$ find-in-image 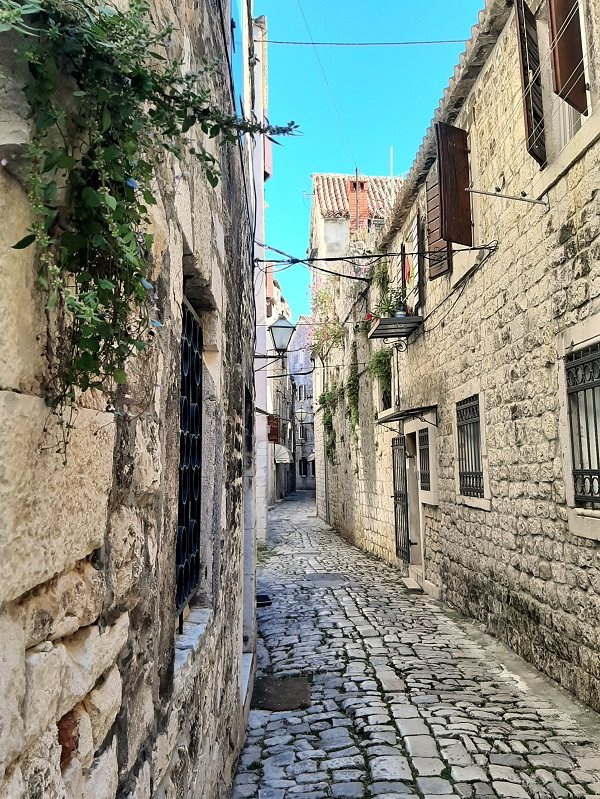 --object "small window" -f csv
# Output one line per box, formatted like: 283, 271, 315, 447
566, 343, 600, 508
298, 424, 307, 442
298, 385, 305, 401
310, 460, 316, 477
299, 458, 308, 477
418, 429, 431, 491
456, 394, 484, 498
